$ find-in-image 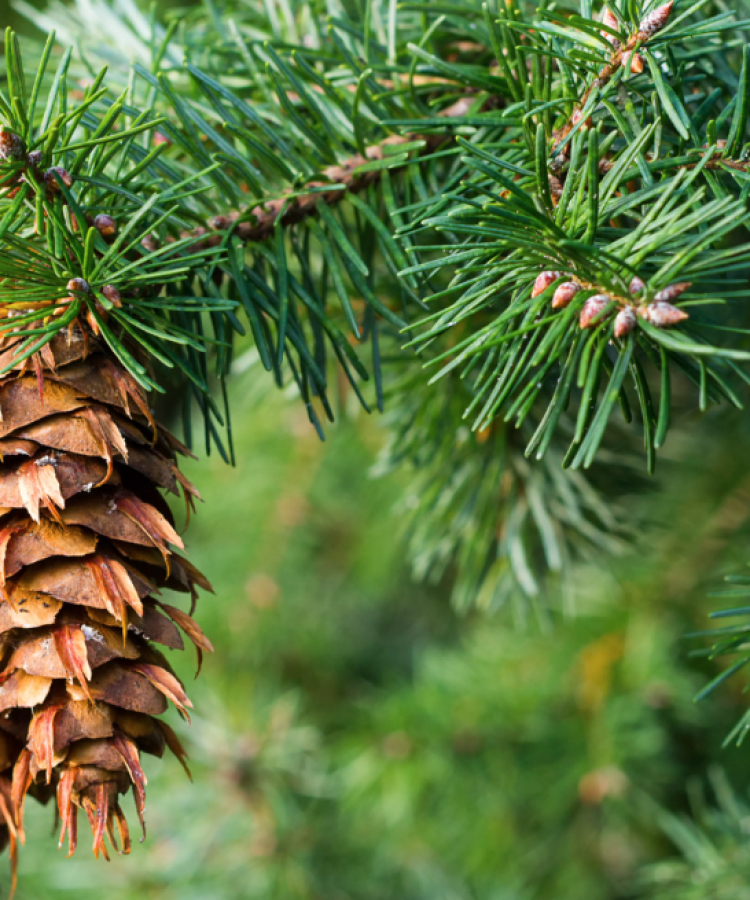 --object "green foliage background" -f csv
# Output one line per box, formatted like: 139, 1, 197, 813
0, 341, 748, 900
